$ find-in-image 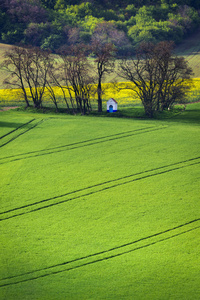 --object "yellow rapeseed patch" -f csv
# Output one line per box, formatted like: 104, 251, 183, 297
0, 79, 199, 106
187, 78, 200, 100
101, 82, 139, 105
